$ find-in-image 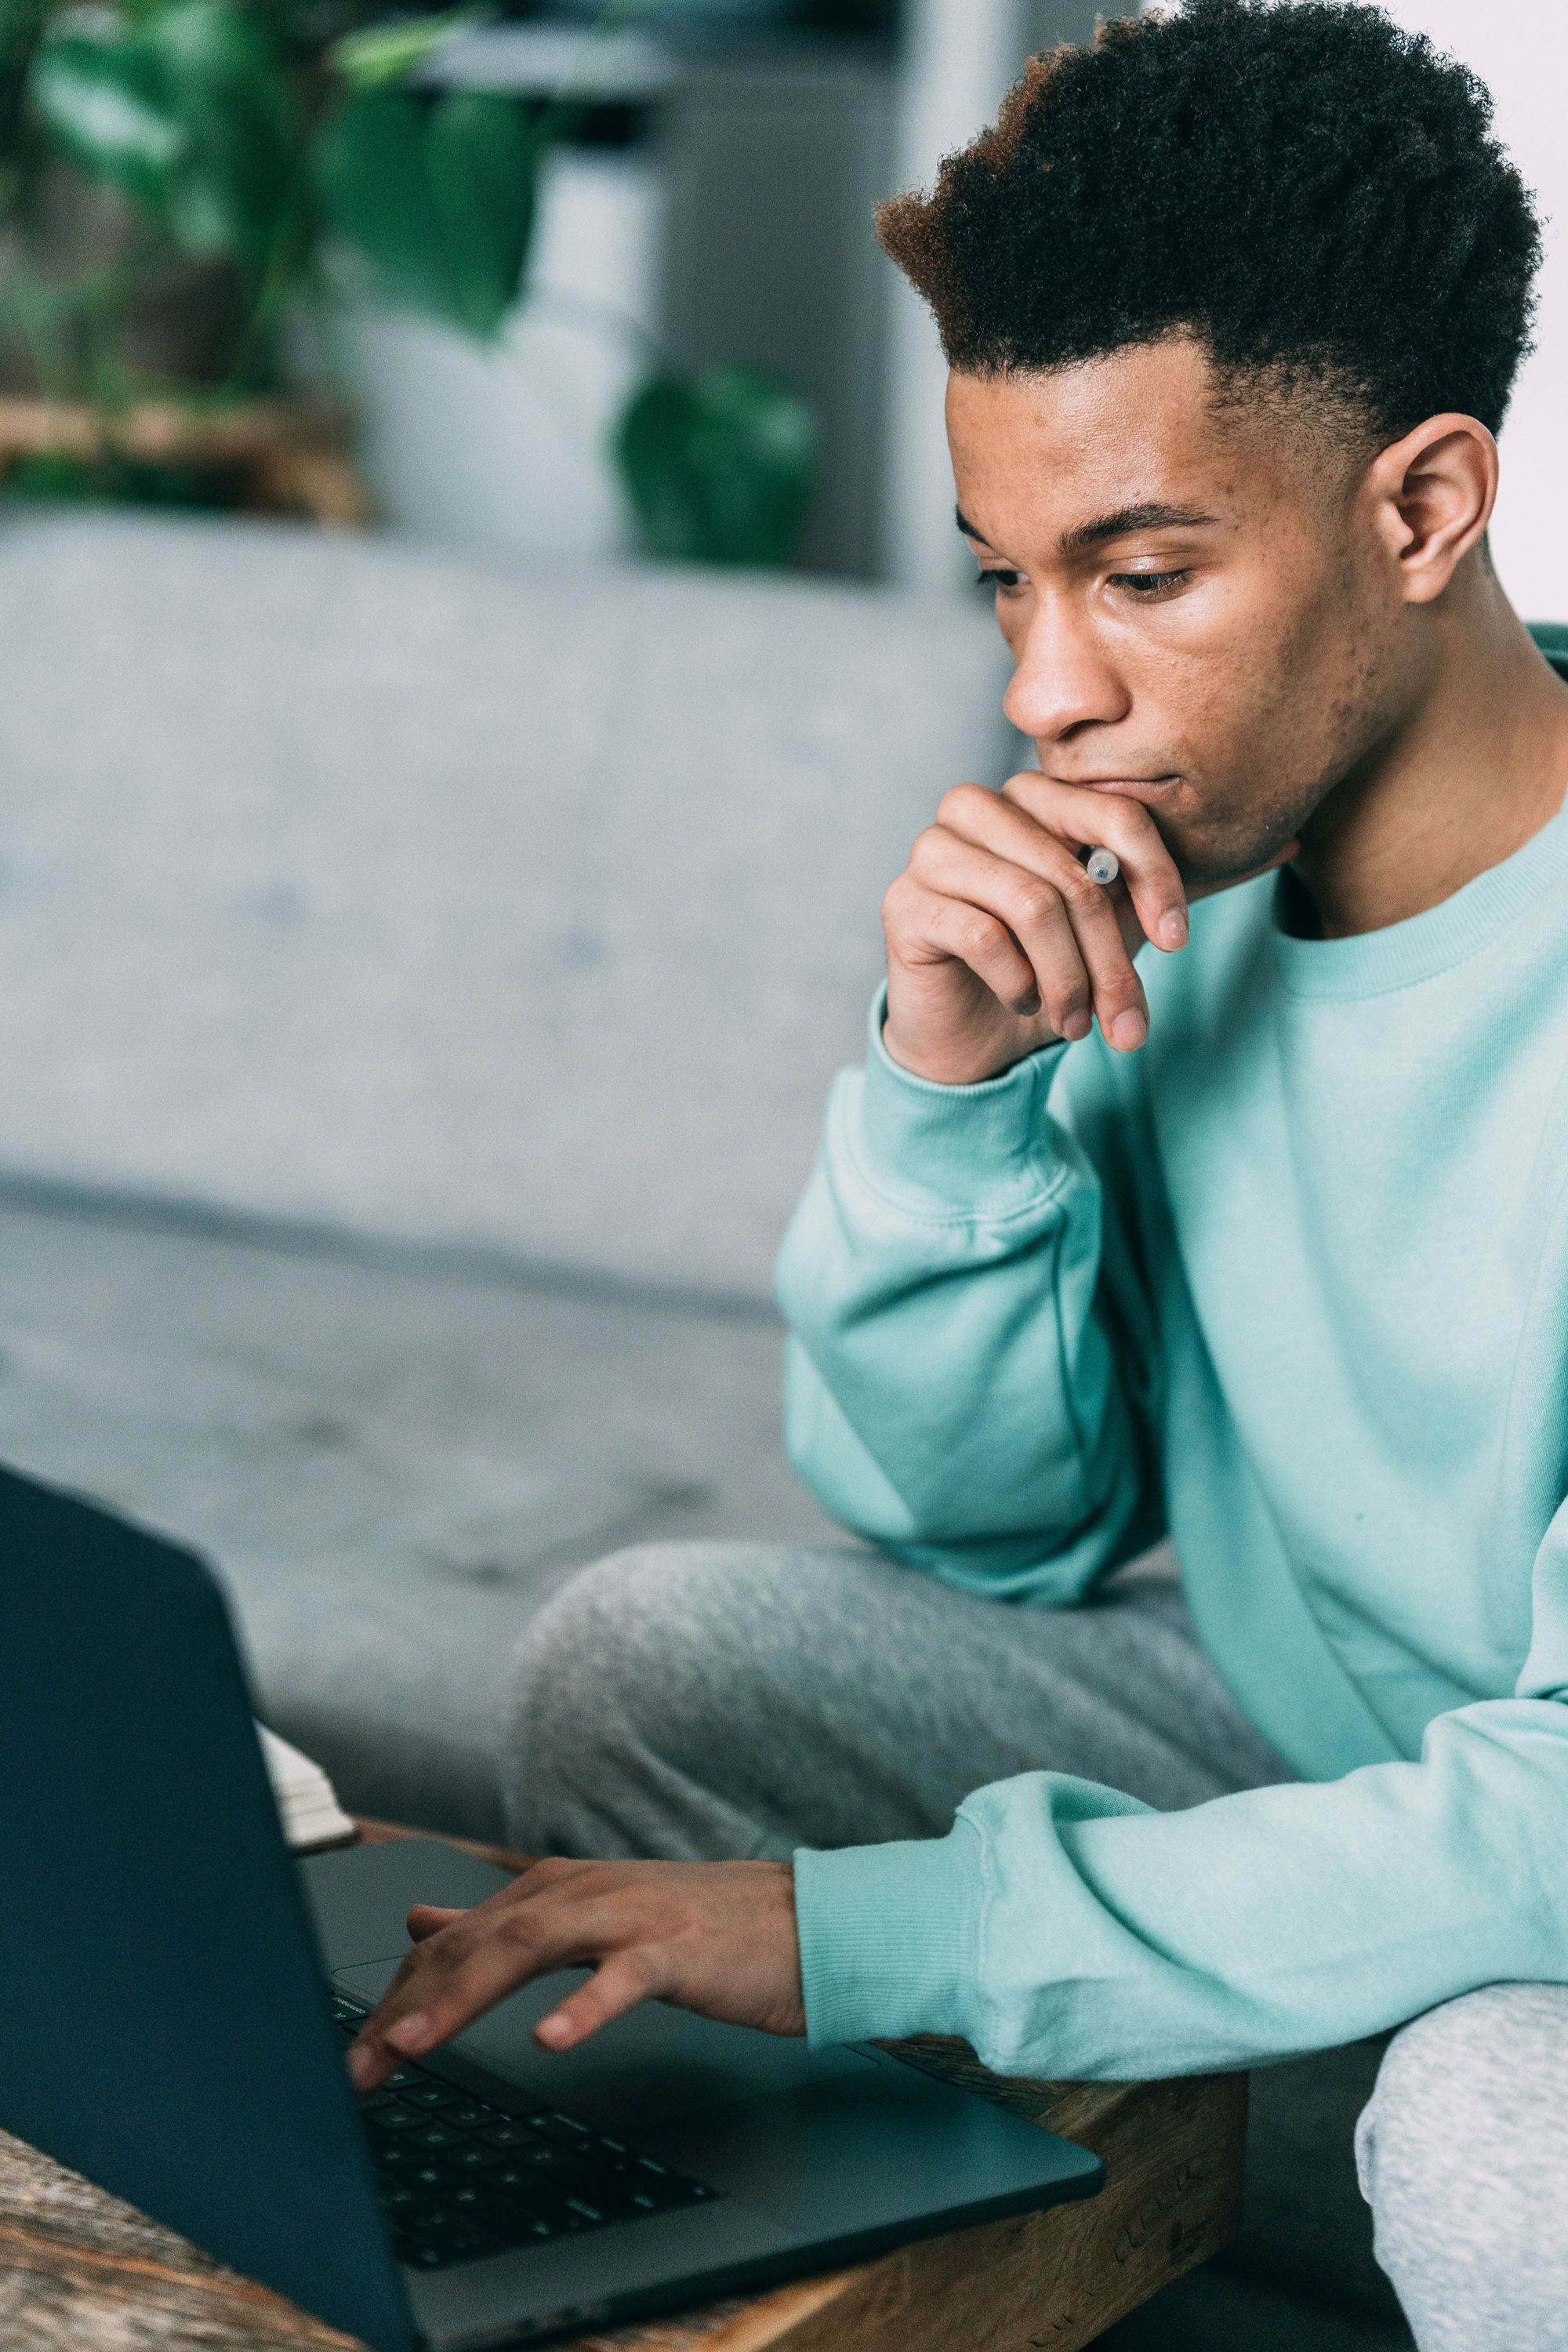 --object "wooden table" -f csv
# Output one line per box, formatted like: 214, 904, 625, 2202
0, 1825, 1247, 2352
